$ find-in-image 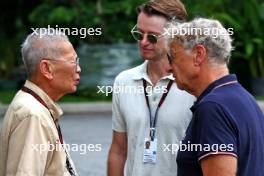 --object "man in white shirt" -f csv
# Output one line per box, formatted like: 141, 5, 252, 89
107, 0, 195, 175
